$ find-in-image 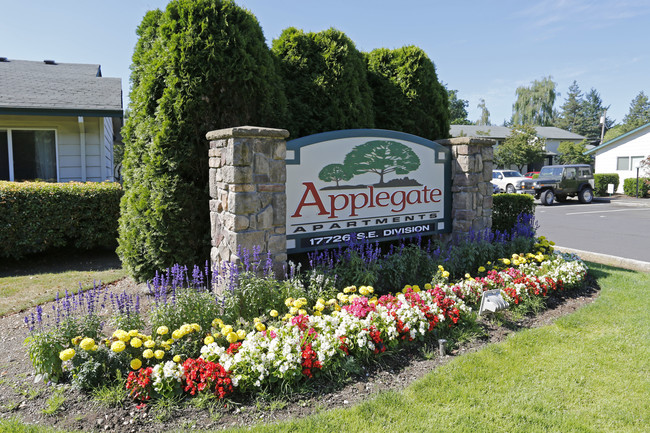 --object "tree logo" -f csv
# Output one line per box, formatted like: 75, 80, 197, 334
318, 140, 421, 189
